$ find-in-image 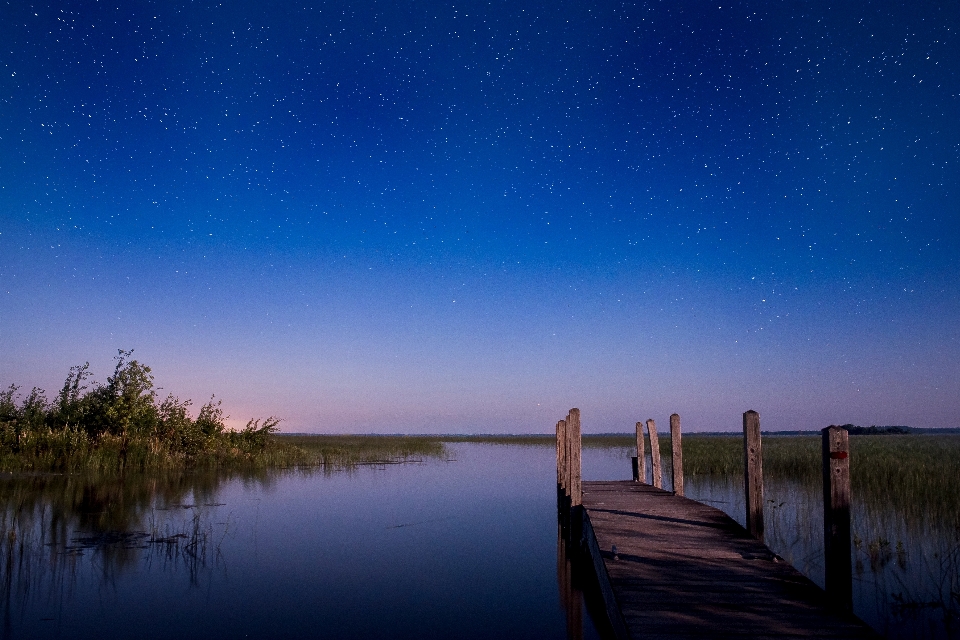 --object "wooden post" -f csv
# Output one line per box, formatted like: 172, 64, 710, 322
743, 410, 764, 541
557, 419, 568, 494
563, 412, 573, 498
569, 408, 582, 507
634, 421, 645, 483
822, 425, 853, 611
670, 413, 683, 497
646, 419, 662, 489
